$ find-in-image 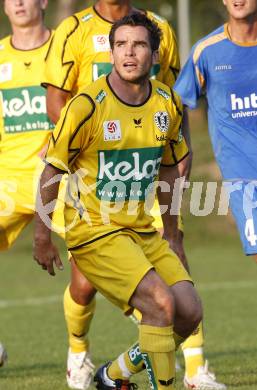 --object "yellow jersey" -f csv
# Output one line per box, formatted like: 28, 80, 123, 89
42, 6, 180, 94
45, 76, 188, 249
0, 33, 54, 176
